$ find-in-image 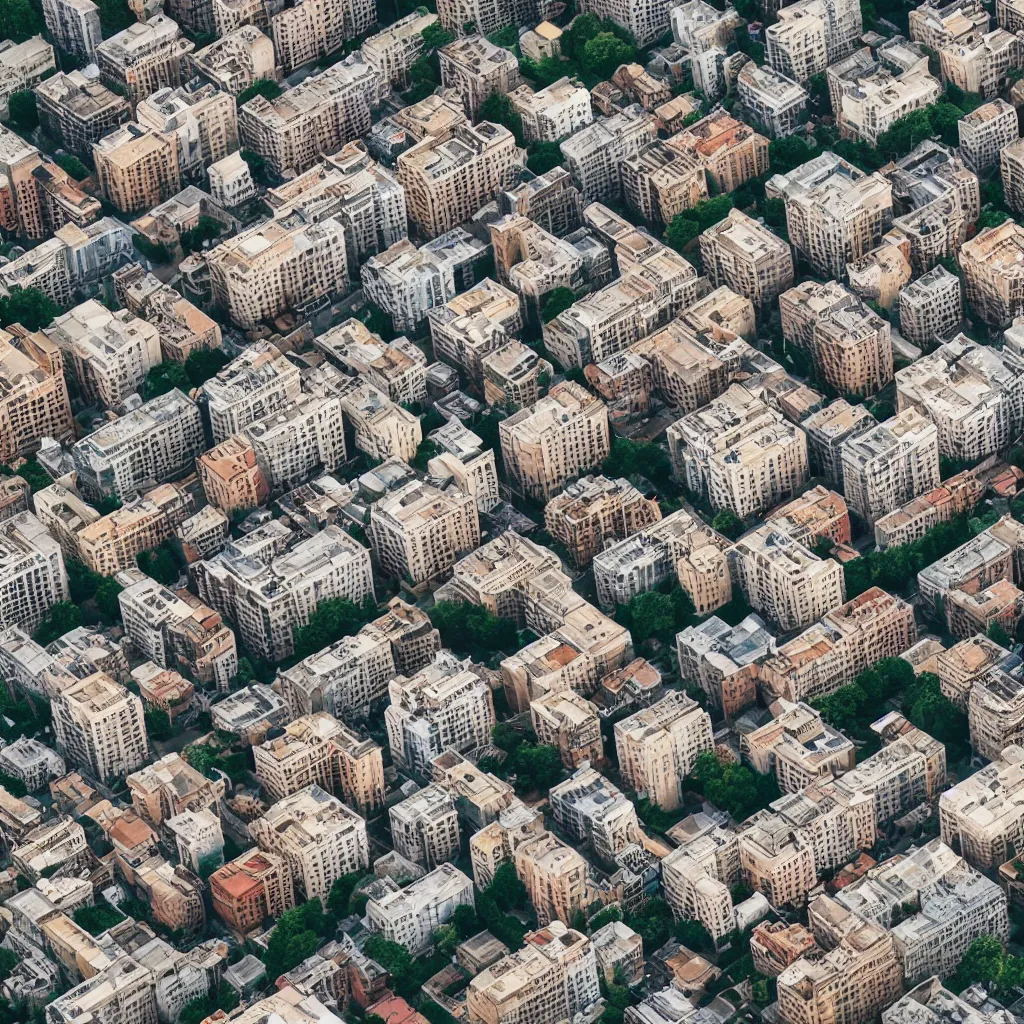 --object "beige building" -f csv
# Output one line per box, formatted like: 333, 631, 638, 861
840, 408, 941, 525
530, 690, 603, 769
41, 0, 101, 61
936, 634, 1008, 710
959, 219, 1024, 325
136, 82, 238, 176
271, 0, 376, 74
810, 297, 894, 398
52, 671, 149, 779
514, 829, 593, 927
96, 14, 194, 104
93, 123, 180, 216
249, 785, 368, 900
438, 35, 520, 119
839, 66, 941, 145
210, 848, 295, 936
940, 27, 1022, 98
544, 475, 661, 569
621, 139, 708, 228
768, 151, 893, 279
668, 384, 809, 518
389, 784, 460, 869
197, 436, 269, 513
614, 691, 713, 810
361, 11, 437, 88
958, 98, 1019, 174
629, 320, 731, 414
670, 110, 770, 194
398, 122, 523, 239
189, 25, 277, 95
803, 399, 877, 483
699, 208, 794, 311
35, 69, 130, 158
968, 666, 1024, 762
1002, 136, 1024, 212
337, 380, 422, 465
909, 0, 989, 50
560, 105, 657, 203
509, 77, 592, 143
898, 265, 963, 347
736, 62, 809, 138
500, 382, 611, 502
